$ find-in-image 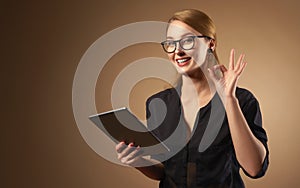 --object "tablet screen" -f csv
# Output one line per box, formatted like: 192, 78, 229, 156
89, 107, 169, 155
